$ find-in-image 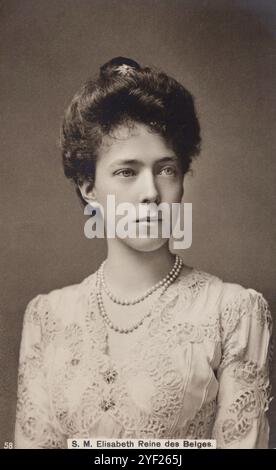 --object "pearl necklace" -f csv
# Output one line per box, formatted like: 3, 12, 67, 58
99, 255, 182, 305
96, 256, 183, 334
